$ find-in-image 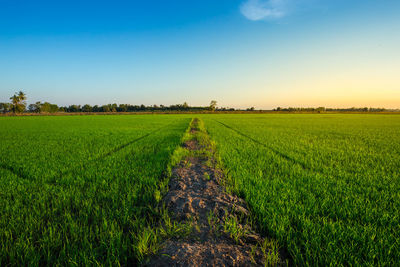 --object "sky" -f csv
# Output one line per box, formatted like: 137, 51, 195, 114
0, 0, 399, 109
